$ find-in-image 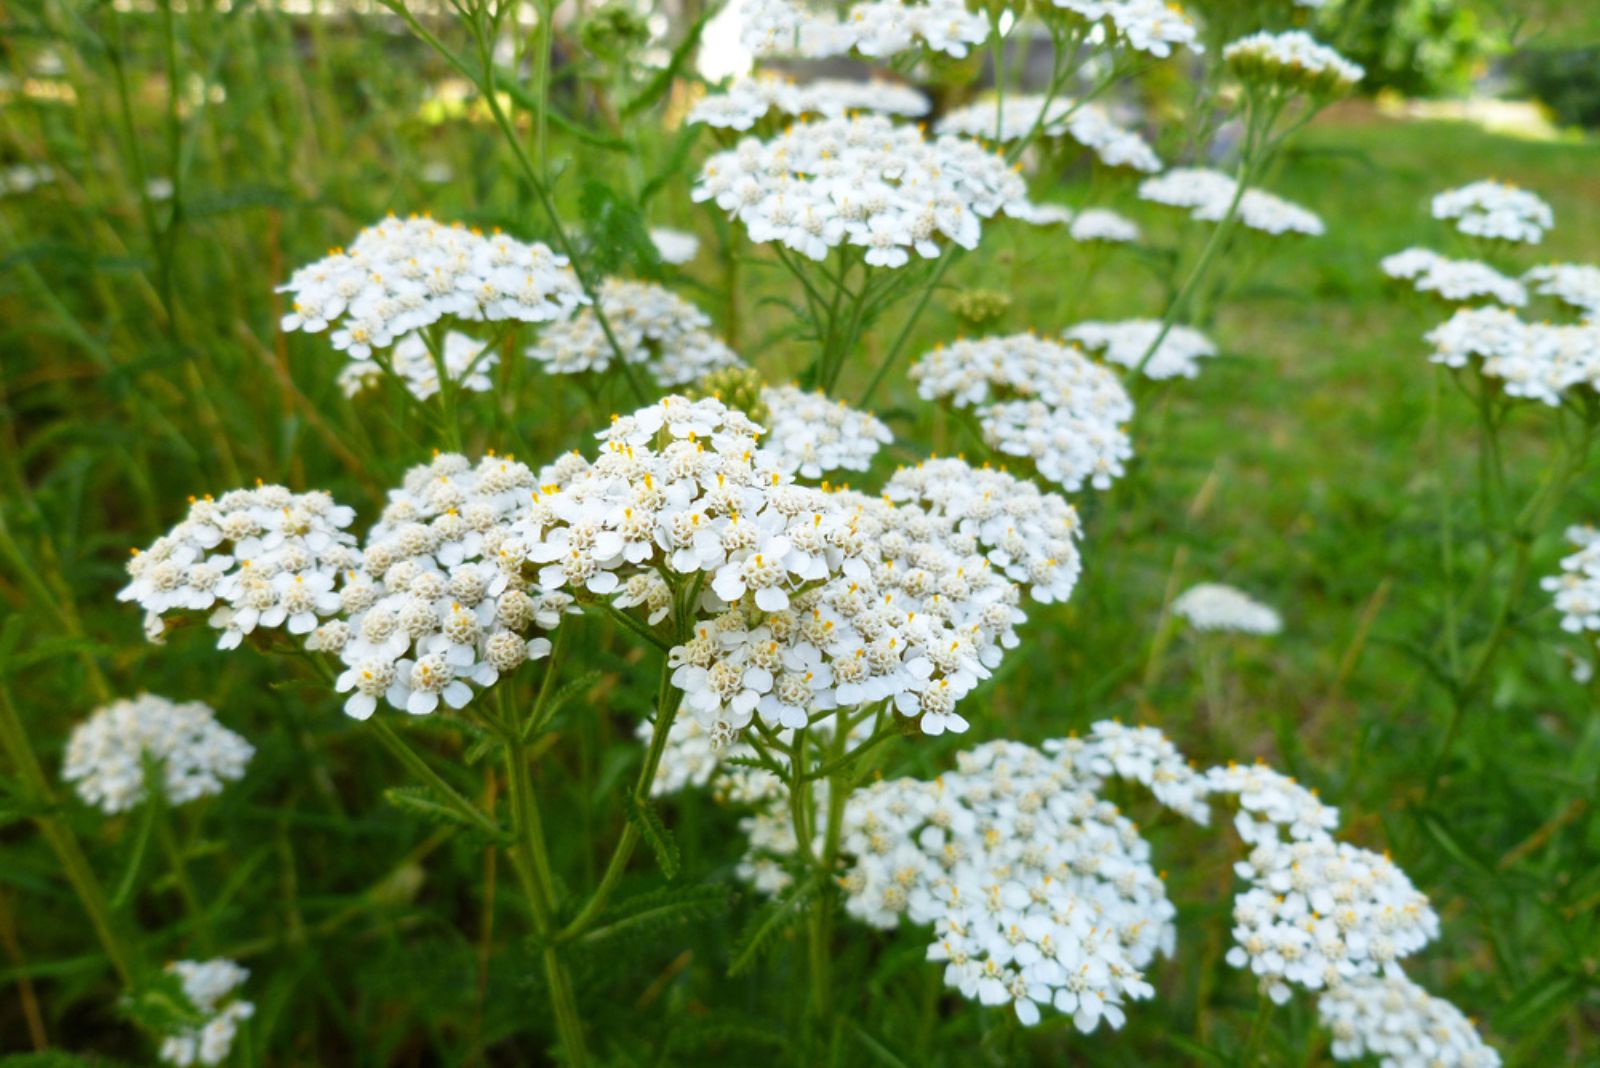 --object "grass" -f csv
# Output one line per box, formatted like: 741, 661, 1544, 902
2, 6, 1599, 1064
